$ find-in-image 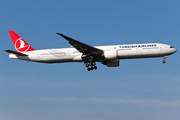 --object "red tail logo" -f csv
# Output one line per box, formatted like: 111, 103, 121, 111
8, 31, 35, 53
